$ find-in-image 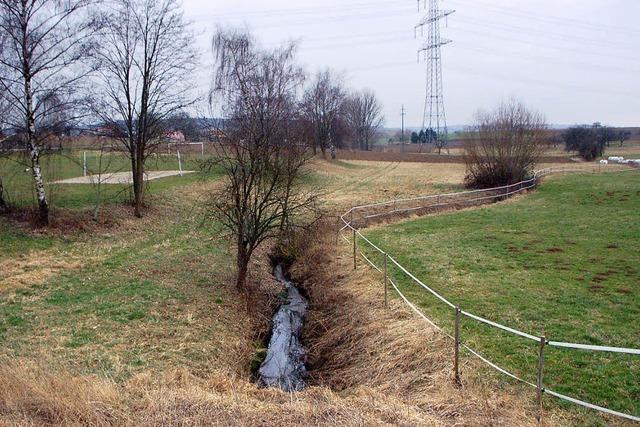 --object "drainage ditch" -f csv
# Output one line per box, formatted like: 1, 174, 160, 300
257, 264, 309, 392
